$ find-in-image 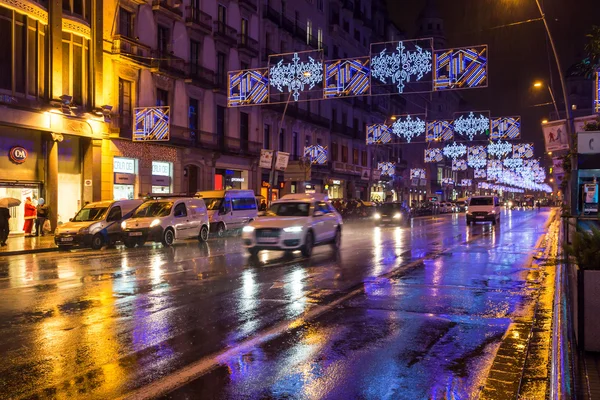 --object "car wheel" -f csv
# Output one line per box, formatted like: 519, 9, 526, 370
332, 227, 341, 250
199, 225, 209, 242
248, 247, 259, 257
301, 231, 314, 257
162, 229, 175, 246
215, 223, 226, 238
91, 233, 104, 250
124, 239, 137, 248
